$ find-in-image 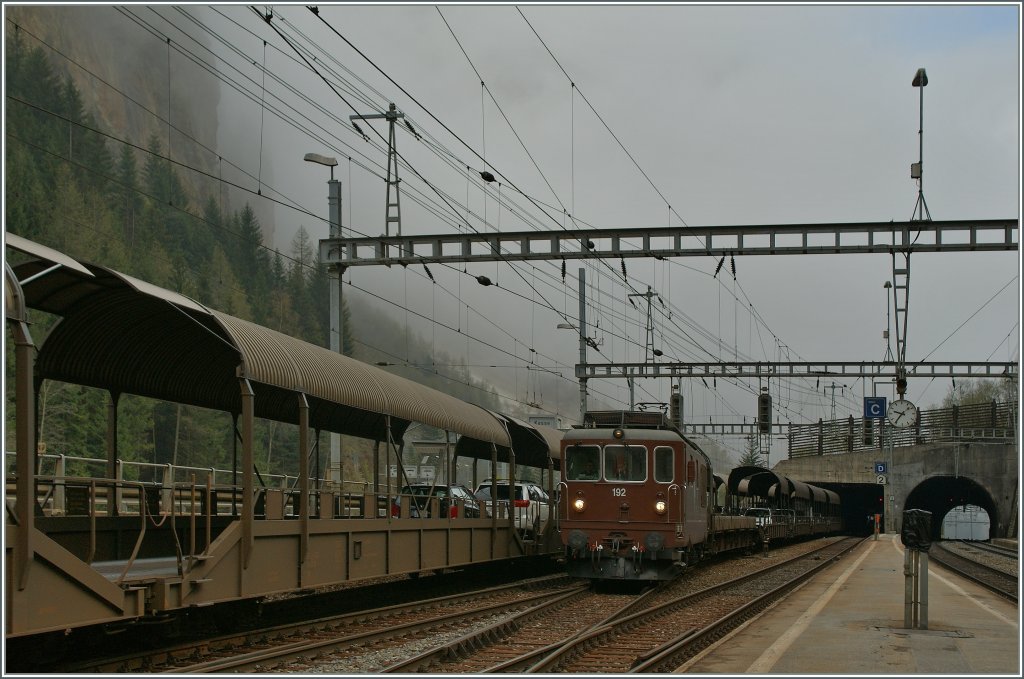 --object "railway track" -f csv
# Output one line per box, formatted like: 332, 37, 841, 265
384, 536, 856, 674
930, 541, 1018, 604
524, 536, 861, 673
956, 539, 1019, 561
61, 538, 855, 673
57, 574, 574, 673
